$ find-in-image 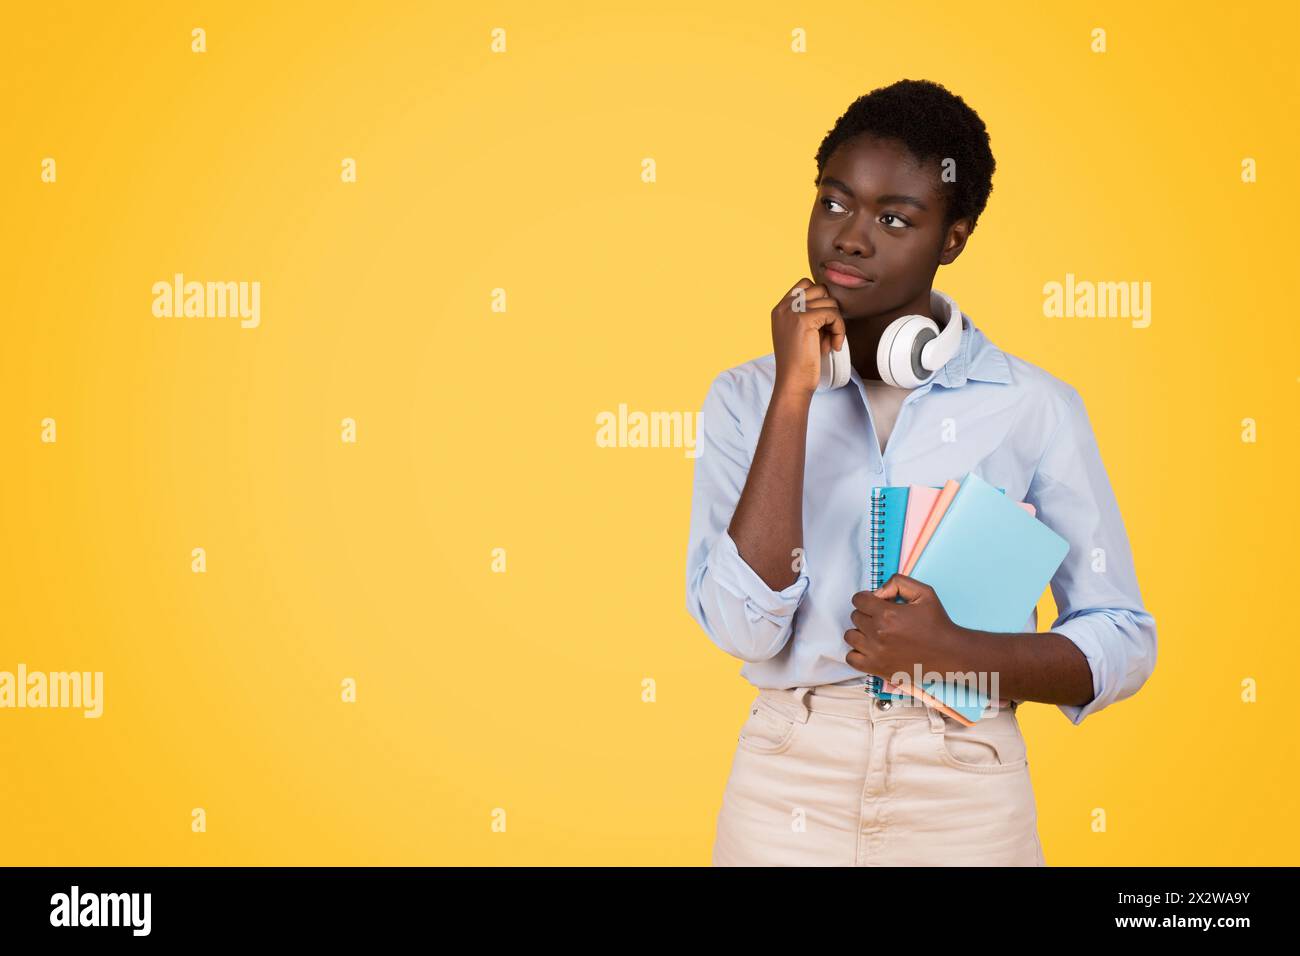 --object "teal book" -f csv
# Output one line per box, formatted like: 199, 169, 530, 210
905, 471, 1070, 722
864, 486, 914, 698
